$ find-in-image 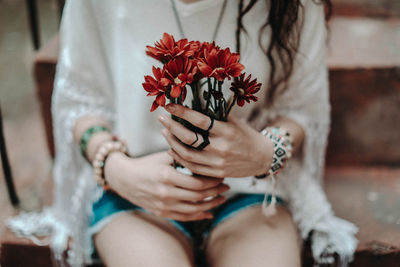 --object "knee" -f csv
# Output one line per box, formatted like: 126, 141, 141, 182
94, 212, 194, 267
205, 207, 301, 267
